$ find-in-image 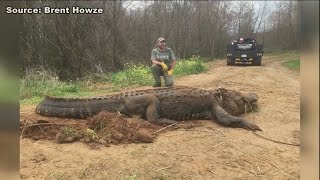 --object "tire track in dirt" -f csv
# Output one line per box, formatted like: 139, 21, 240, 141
175, 55, 300, 179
